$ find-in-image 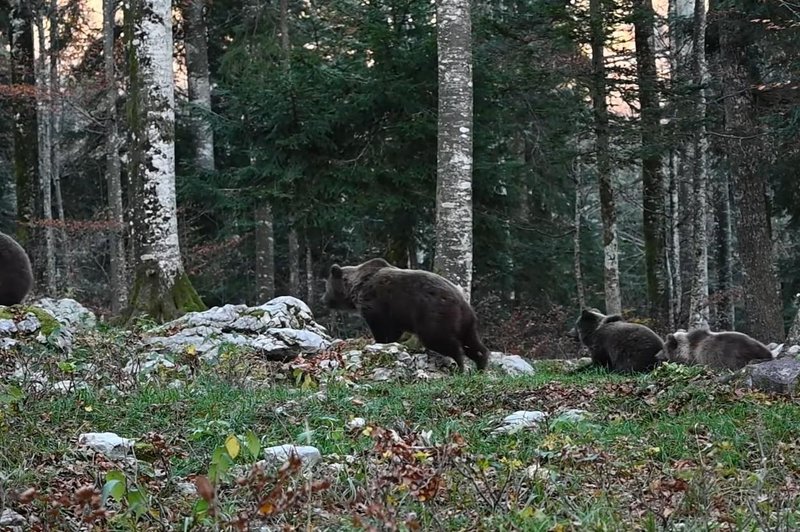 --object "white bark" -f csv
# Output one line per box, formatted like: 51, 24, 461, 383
254, 203, 275, 302
687, 0, 710, 329
105, 0, 127, 312
131, 0, 182, 282
34, 13, 57, 295
434, 0, 473, 302
667, 150, 681, 327
788, 295, 800, 345
184, 0, 215, 171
